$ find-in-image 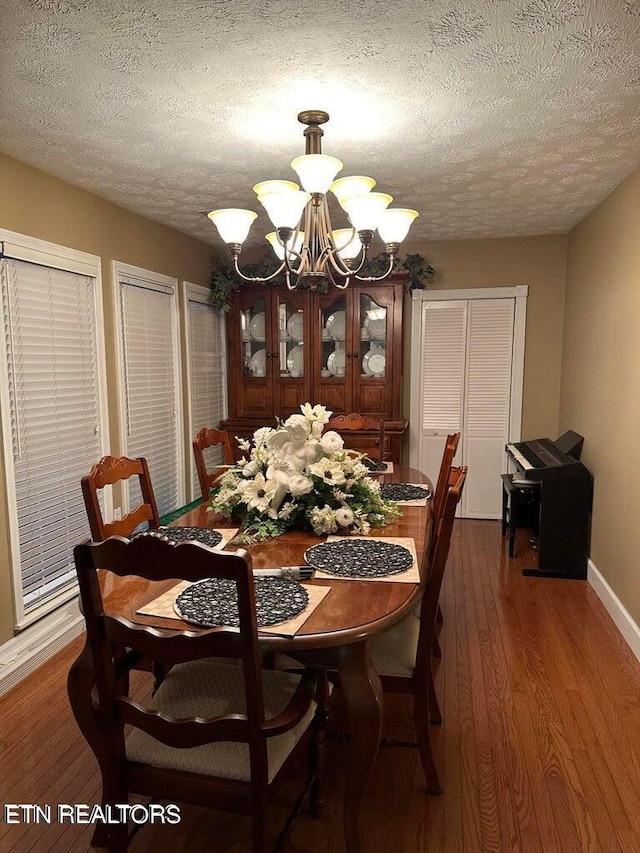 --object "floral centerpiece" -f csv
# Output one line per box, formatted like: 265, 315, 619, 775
210, 403, 401, 541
